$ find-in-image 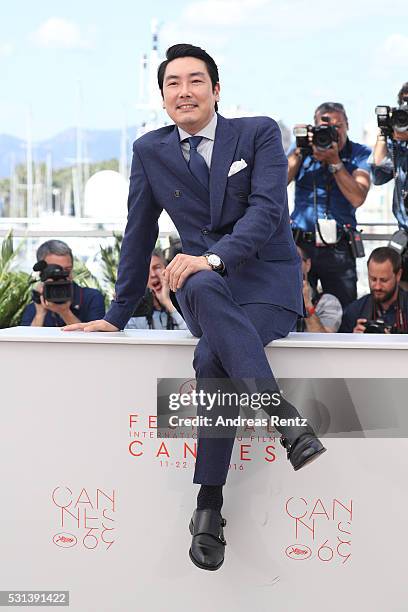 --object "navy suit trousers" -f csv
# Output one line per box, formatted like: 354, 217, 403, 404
177, 271, 308, 485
